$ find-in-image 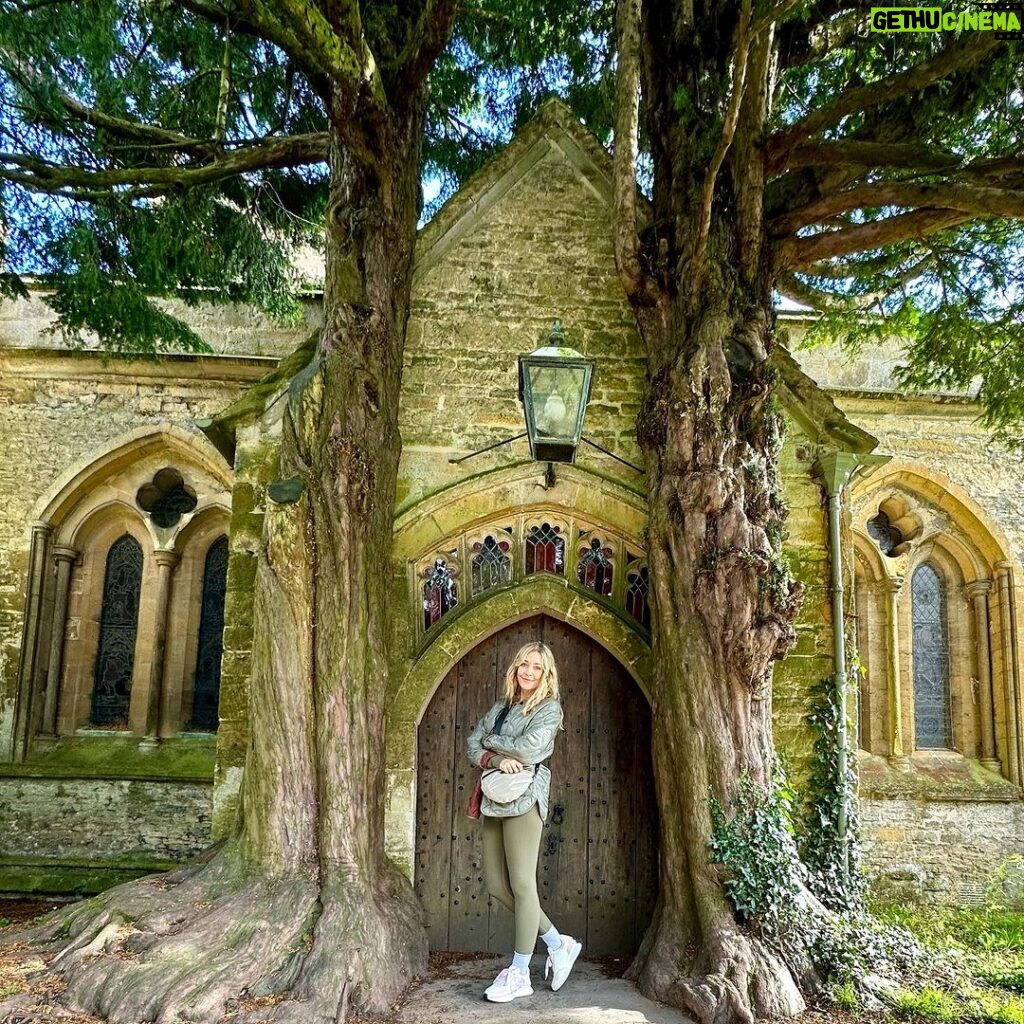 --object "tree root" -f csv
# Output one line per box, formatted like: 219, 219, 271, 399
0, 854, 426, 1024
630, 916, 807, 1024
